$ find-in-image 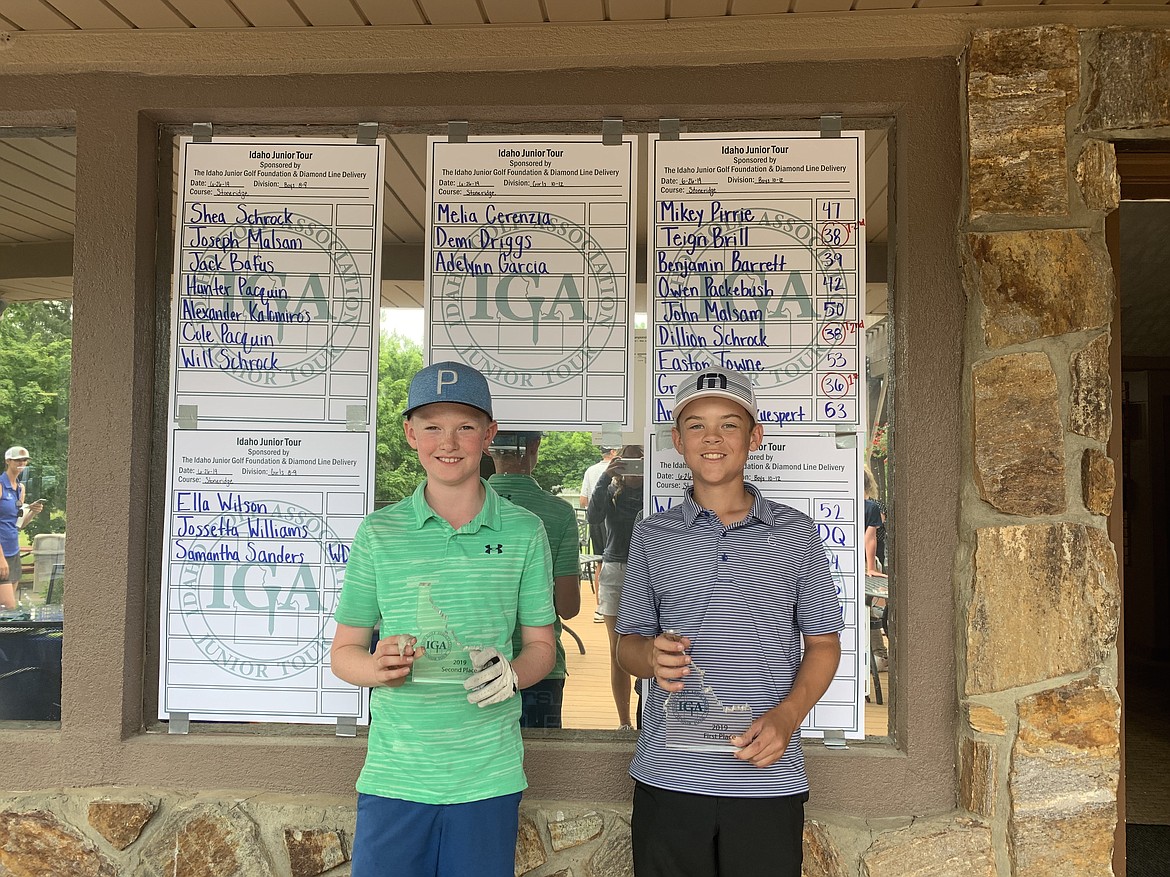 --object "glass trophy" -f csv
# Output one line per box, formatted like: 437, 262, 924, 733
409, 582, 476, 684
663, 636, 753, 752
